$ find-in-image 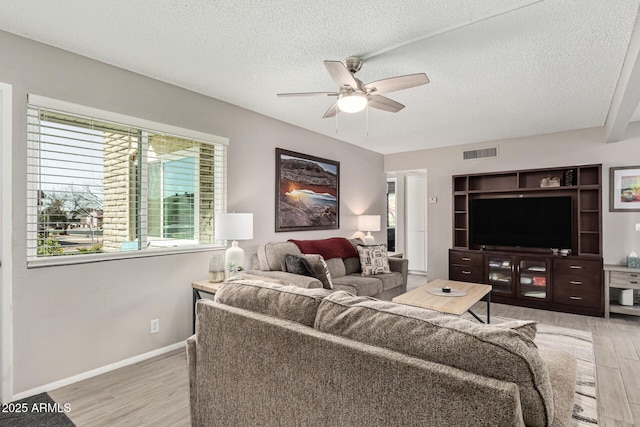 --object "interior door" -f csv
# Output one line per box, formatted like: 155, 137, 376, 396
406, 174, 427, 273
